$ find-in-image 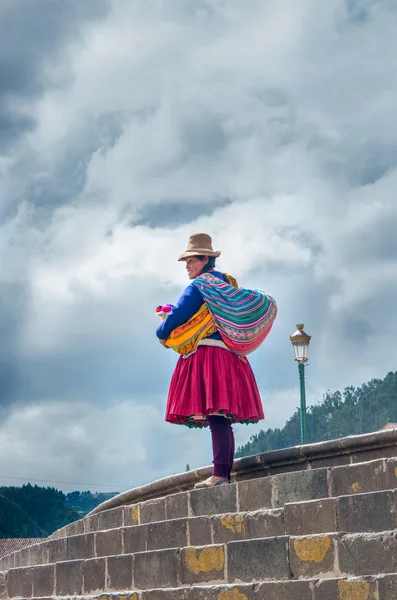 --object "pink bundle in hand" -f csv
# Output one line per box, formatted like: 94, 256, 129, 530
155, 304, 174, 321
